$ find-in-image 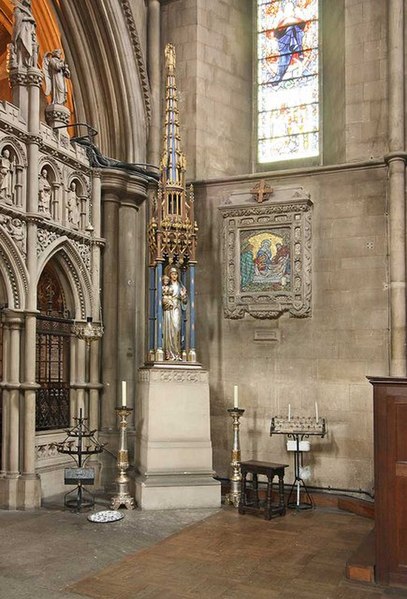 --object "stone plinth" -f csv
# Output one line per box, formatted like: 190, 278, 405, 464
135, 366, 221, 509
45, 104, 70, 132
